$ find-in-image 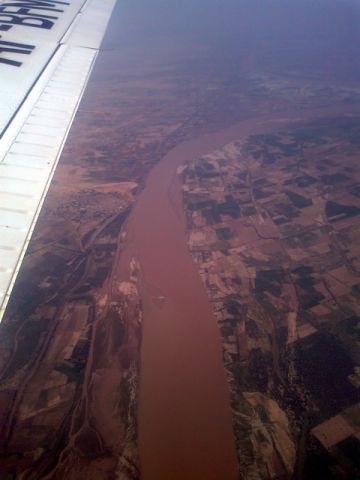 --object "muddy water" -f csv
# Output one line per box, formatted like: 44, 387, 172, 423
118, 117, 290, 480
